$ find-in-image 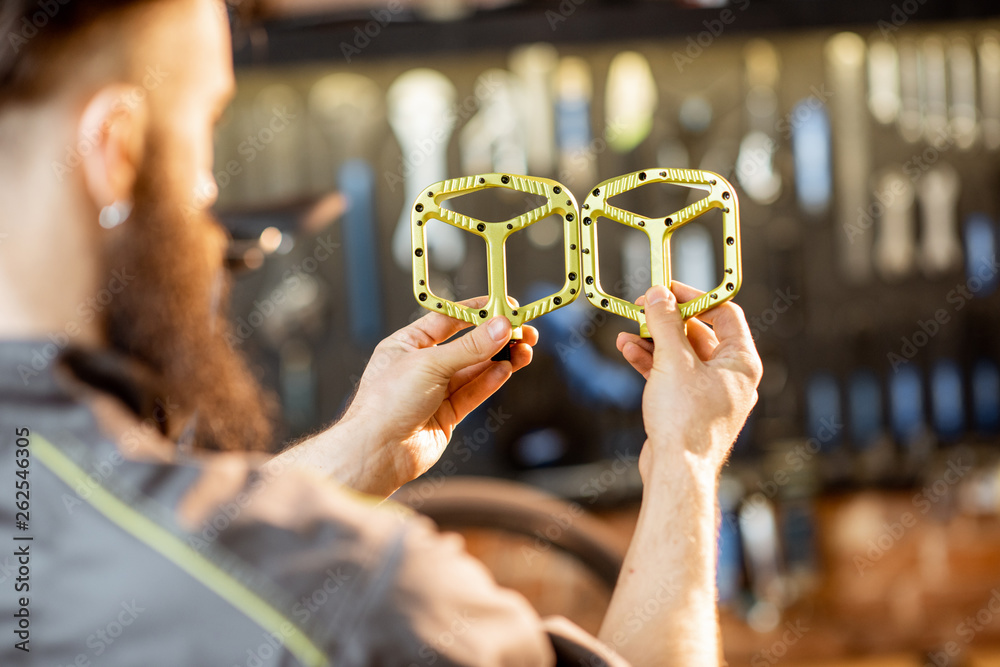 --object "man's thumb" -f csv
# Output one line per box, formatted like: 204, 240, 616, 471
432, 317, 511, 374
643, 285, 690, 357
